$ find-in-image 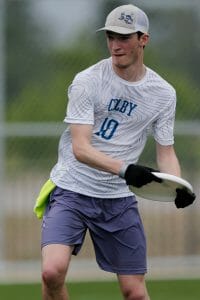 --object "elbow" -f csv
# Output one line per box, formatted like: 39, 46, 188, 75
72, 143, 87, 163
